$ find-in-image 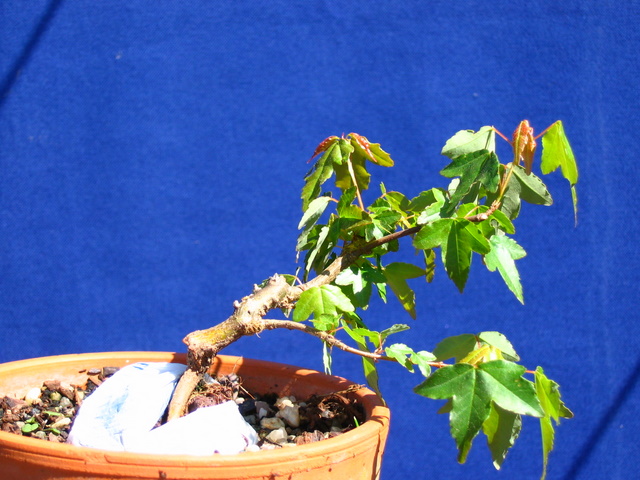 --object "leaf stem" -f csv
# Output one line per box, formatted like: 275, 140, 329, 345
533, 120, 558, 140
347, 157, 366, 211
494, 128, 511, 143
